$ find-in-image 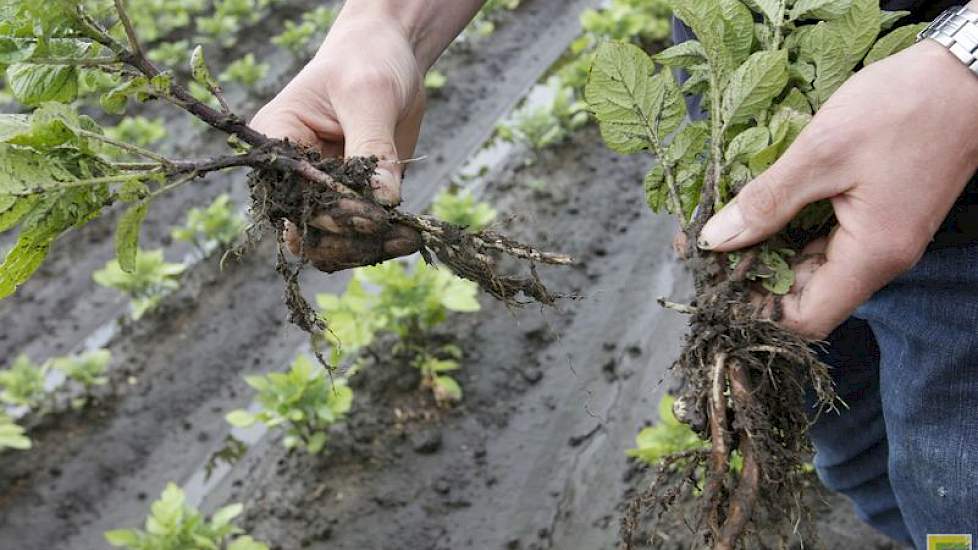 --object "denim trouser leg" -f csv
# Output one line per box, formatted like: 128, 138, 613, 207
810, 244, 978, 549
